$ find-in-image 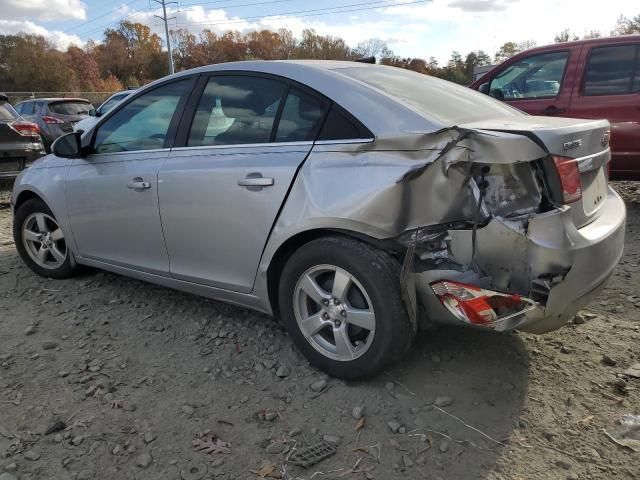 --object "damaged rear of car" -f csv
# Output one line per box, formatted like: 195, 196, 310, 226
261, 63, 625, 377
